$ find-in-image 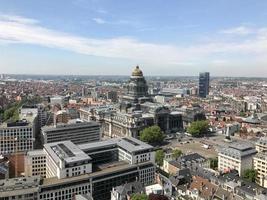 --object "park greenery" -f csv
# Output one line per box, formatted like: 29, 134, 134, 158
140, 125, 164, 144
0, 96, 42, 122
131, 194, 149, 200
172, 149, 182, 159
209, 157, 218, 170
242, 169, 257, 182
187, 120, 210, 137
2, 102, 22, 122
155, 149, 165, 166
